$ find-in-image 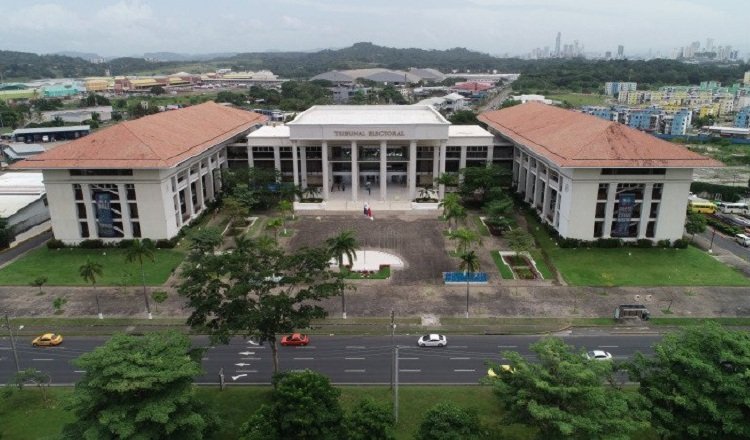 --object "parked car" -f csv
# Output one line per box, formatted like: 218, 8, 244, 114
735, 233, 750, 247
32, 333, 63, 347
280, 333, 309, 346
586, 350, 612, 361
417, 334, 447, 347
